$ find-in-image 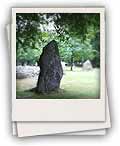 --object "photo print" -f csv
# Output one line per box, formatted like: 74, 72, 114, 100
16, 11, 100, 99
12, 8, 105, 121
